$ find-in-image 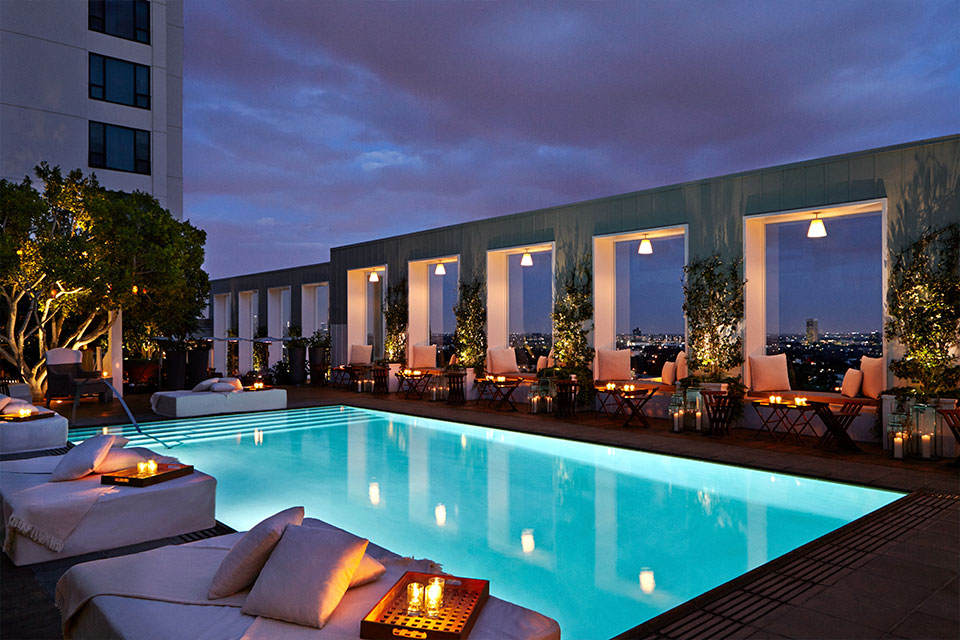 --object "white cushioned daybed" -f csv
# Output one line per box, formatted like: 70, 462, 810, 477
0, 393, 68, 454
150, 377, 286, 418
1, 435, 215, 566
57, 513, 561, 640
